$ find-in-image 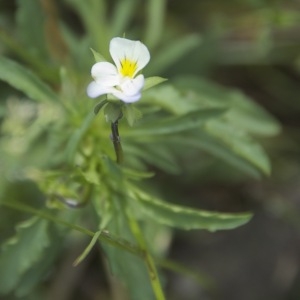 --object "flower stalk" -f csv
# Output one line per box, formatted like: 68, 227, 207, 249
110, 117, 124, 164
